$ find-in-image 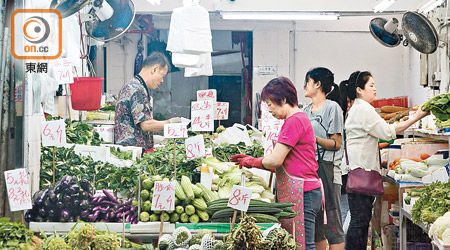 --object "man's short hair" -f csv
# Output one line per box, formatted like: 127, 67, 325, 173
143, 51, 170, 70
